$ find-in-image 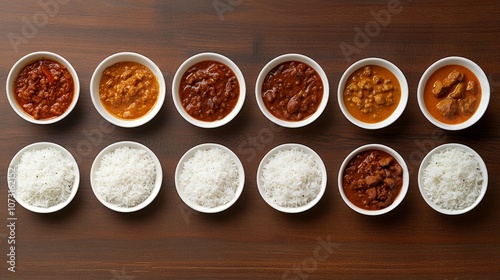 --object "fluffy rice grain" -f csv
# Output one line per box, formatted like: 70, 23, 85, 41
179, 147, 239, 208
16, 147, 75, 208
422, 147, 483, 210
261, 148, 322, 208
94, 146, 156, 208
